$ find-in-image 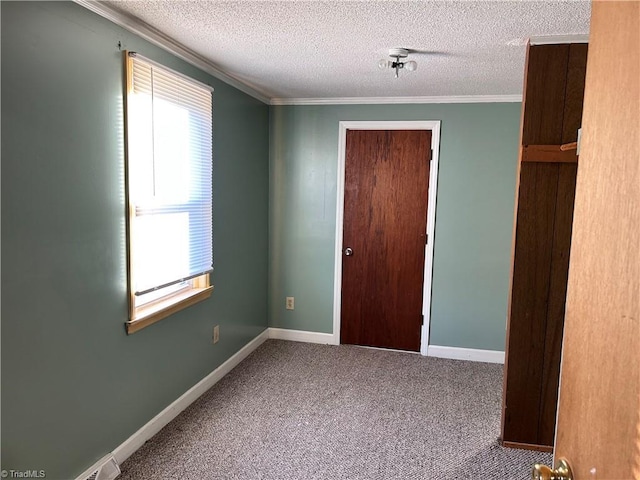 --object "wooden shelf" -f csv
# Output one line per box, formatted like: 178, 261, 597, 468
521, 144, 578, 163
